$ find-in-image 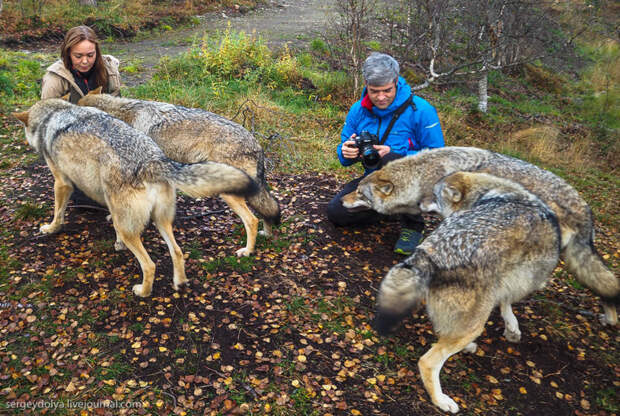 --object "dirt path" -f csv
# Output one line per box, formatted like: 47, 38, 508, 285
104, 0, 335, 87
